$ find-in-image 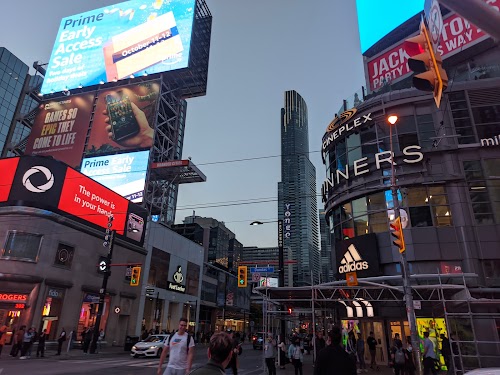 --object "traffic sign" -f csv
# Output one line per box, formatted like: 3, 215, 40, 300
252, 273, 261, 282
250, 267, 274, 273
